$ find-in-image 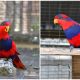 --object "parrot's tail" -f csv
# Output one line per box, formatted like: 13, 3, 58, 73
12, 55, 26, 70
